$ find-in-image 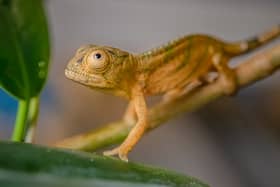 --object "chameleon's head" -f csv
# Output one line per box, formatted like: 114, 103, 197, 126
65, 45, 137, 98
